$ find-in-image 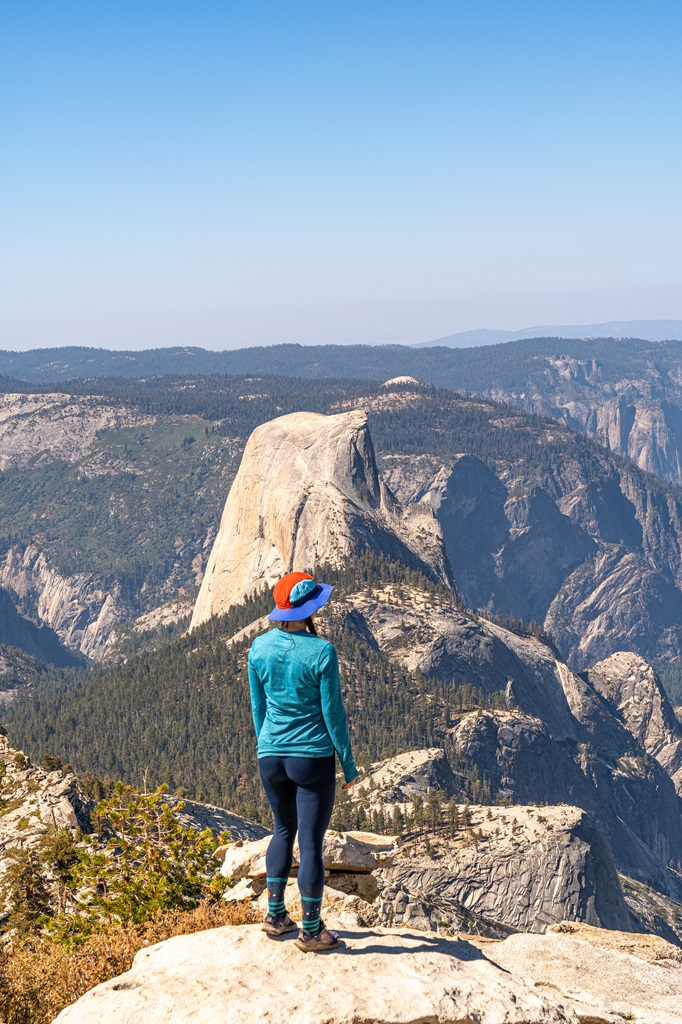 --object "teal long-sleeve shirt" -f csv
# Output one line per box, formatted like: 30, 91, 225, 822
248, 627, 358, 784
